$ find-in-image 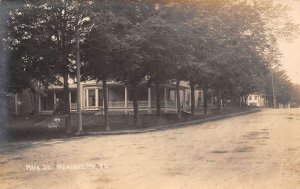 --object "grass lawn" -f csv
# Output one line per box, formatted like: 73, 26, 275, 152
4, 106, 252, 141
